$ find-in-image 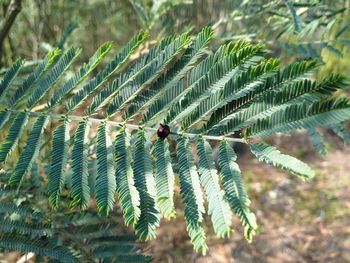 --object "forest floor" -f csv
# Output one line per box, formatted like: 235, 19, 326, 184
148, 134, 350, 263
